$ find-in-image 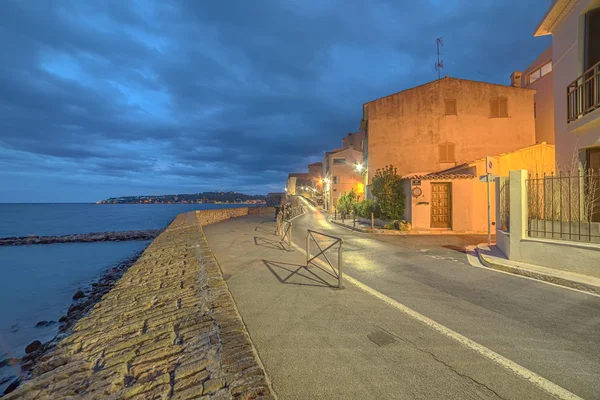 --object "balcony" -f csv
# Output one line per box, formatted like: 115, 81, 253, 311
567, 61, 600, 124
